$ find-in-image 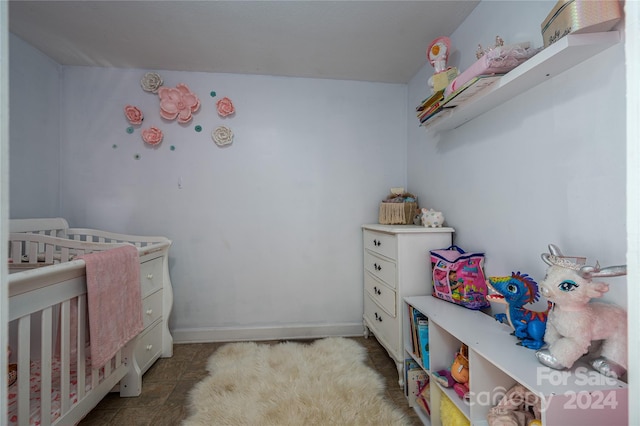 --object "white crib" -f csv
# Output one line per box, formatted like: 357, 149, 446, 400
7, 218, 173, 426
